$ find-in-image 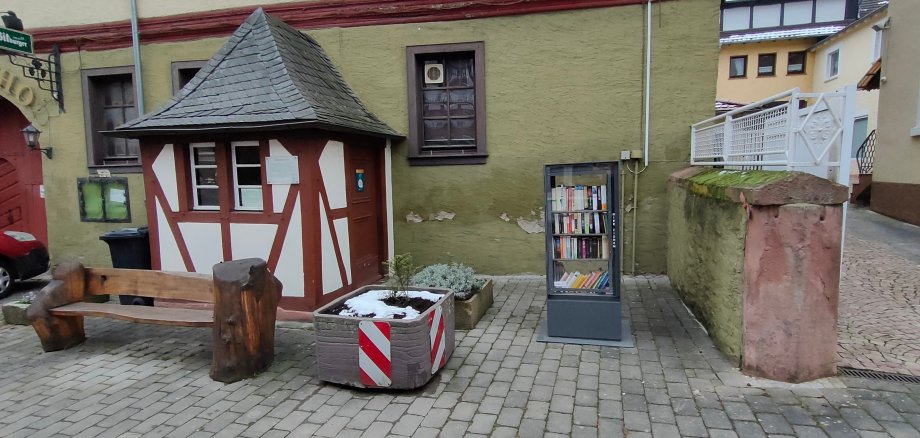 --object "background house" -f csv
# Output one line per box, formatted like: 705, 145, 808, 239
0, 0, 718, 298
716, 0, 859, 105
867, 0, 920, 225
811, 3, 889, 159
